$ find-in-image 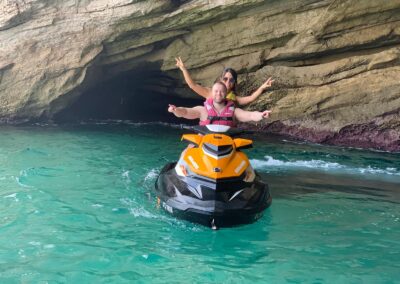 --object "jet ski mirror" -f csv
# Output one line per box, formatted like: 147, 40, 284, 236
181, 134, 202, 147
234, 138, 253, 150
